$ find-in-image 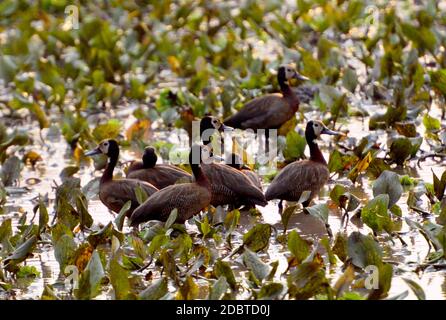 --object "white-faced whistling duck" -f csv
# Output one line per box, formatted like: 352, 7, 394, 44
265, 120, 343, 213
225, 152, 262, 191
129, 145, 211, 226
200, 116, 263, 192
126, 146, 192, 189
223, 64, 309, 132
85, 139, 158, 216
200, 145, 267, 209
200, 115, 233, 147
